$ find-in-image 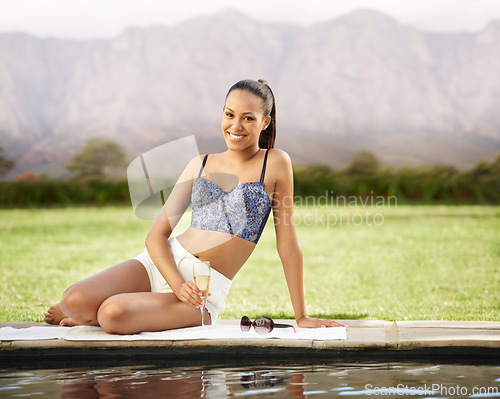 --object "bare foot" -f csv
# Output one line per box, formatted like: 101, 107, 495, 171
59, 317, 79, 327
44, 303, 66, 325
